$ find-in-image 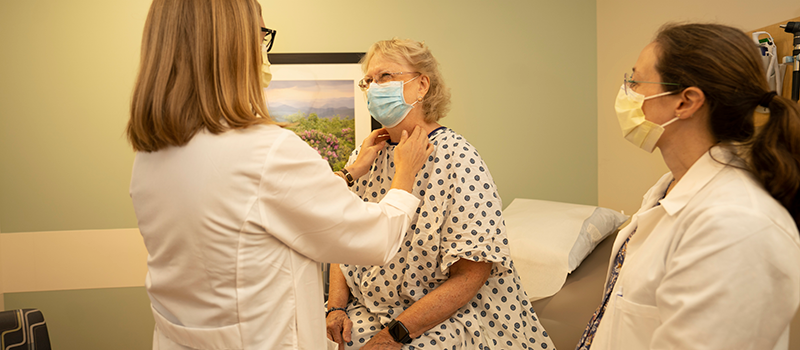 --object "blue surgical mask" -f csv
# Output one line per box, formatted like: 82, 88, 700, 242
366, 75, 420, 128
